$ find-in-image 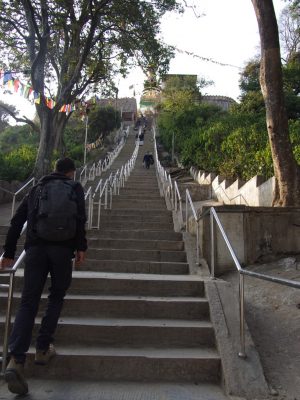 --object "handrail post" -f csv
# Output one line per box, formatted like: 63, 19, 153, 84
11, 195, 16, 218
104, 185, 108, 209
210, 209, 215, 279
97, 196, 101, 229
239, 273, 246, 358
179, 197, 183, 228
196, 220, 200, 265
88, 195, 93, 229
2, 272, 15, 374
185, 192, 188, 231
